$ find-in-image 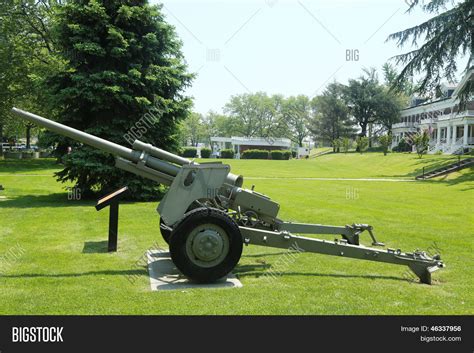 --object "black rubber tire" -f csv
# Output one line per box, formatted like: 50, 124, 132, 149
169, 207, 243, 283
160, 218, 172, 244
